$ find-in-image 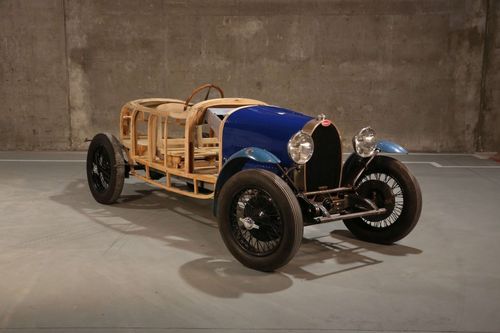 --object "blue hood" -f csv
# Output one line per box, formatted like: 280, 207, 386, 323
221, 105, 313, 167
